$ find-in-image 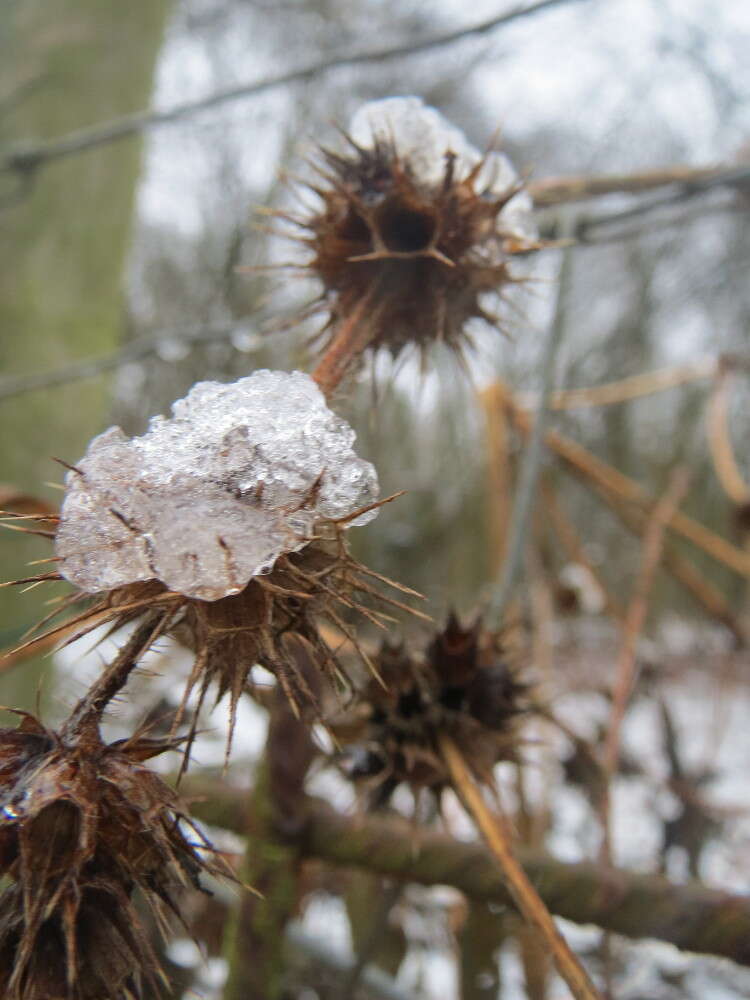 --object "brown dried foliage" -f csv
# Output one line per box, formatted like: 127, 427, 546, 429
0, 710, 227, 1000
6, 522, 423, 767
286, 134, 538, 362
333, 614, 530, 806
